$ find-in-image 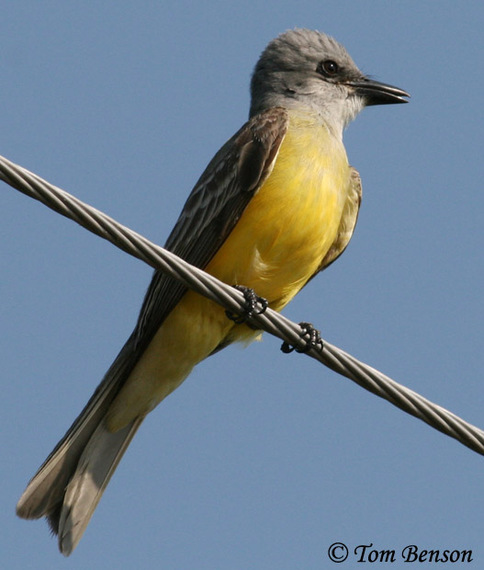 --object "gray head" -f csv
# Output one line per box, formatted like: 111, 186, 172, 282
250, 29, 408, 135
